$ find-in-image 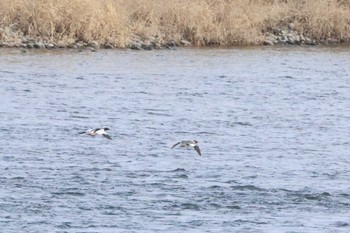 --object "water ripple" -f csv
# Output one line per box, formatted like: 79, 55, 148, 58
1, 47, 349, 233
